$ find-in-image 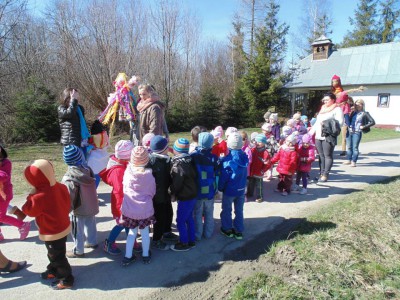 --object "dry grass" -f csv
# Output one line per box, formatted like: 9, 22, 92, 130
231, 178, 400, 299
